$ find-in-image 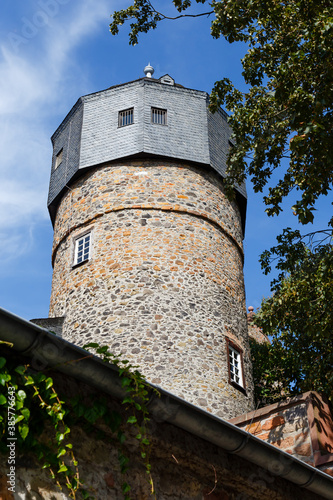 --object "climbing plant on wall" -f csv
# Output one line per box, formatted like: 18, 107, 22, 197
0, 341, 156, 499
